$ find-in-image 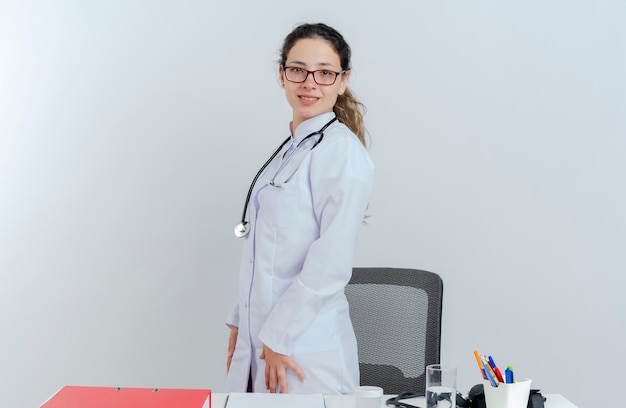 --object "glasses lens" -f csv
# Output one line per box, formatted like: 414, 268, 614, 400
285, 67, 305, 82
313, 70, 337, 85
